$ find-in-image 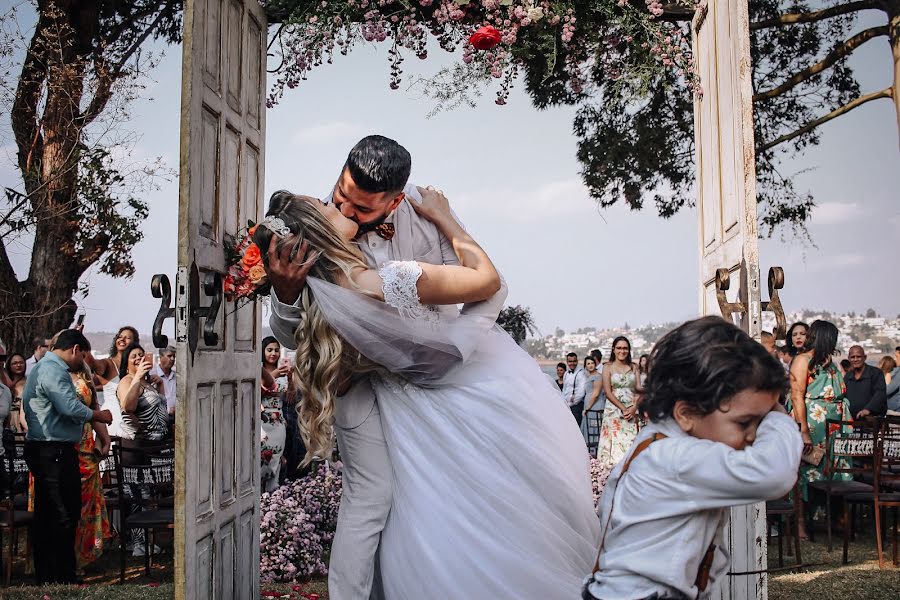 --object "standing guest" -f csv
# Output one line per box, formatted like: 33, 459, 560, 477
88, 326, 145, 437
777, 345, 793, 369
637, 354, 651, 388
116, 344, 170, 449
24, 337, 50, 375
760, 331, 777, 357
153, 346, 177, 417
785, 322, 809, 359
581, 357, 604, 443
844, 345, 887, 419
596, 336, 640, 467
895, 346, 900, 367
554, 362, 566, 393
590, 349, 604, 368
878, 356, 896, 386
887, 362, 900, 413
561, 352, 587, 426
260, 336, 289, 492
22, 329, 112, 584
68, 358, 112, 568
787, 320, 852, 539
4, 353, 28, 433
839, 359, 852, 377
583, 317, 801, 600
